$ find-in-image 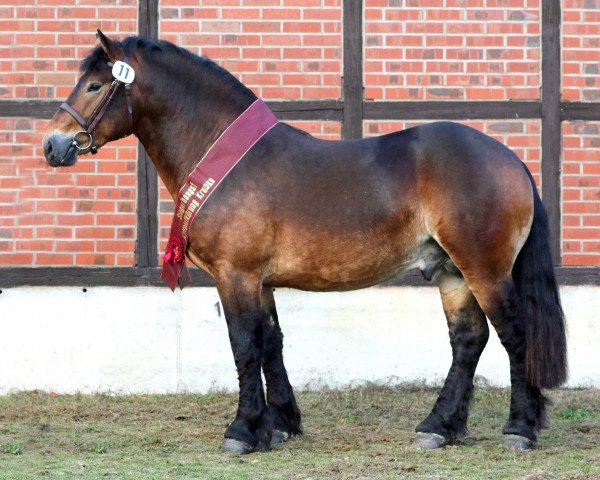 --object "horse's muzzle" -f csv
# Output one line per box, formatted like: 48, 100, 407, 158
43, 132, 78, 167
